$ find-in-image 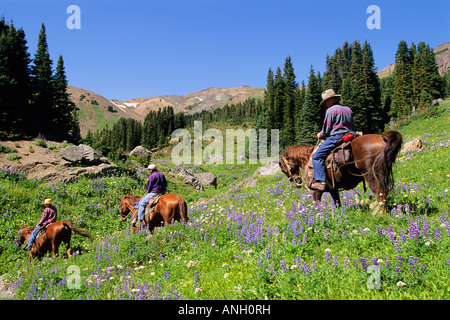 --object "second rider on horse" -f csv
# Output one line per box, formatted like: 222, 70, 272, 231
132, 164, 167, 227
24, 198, 57, 251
